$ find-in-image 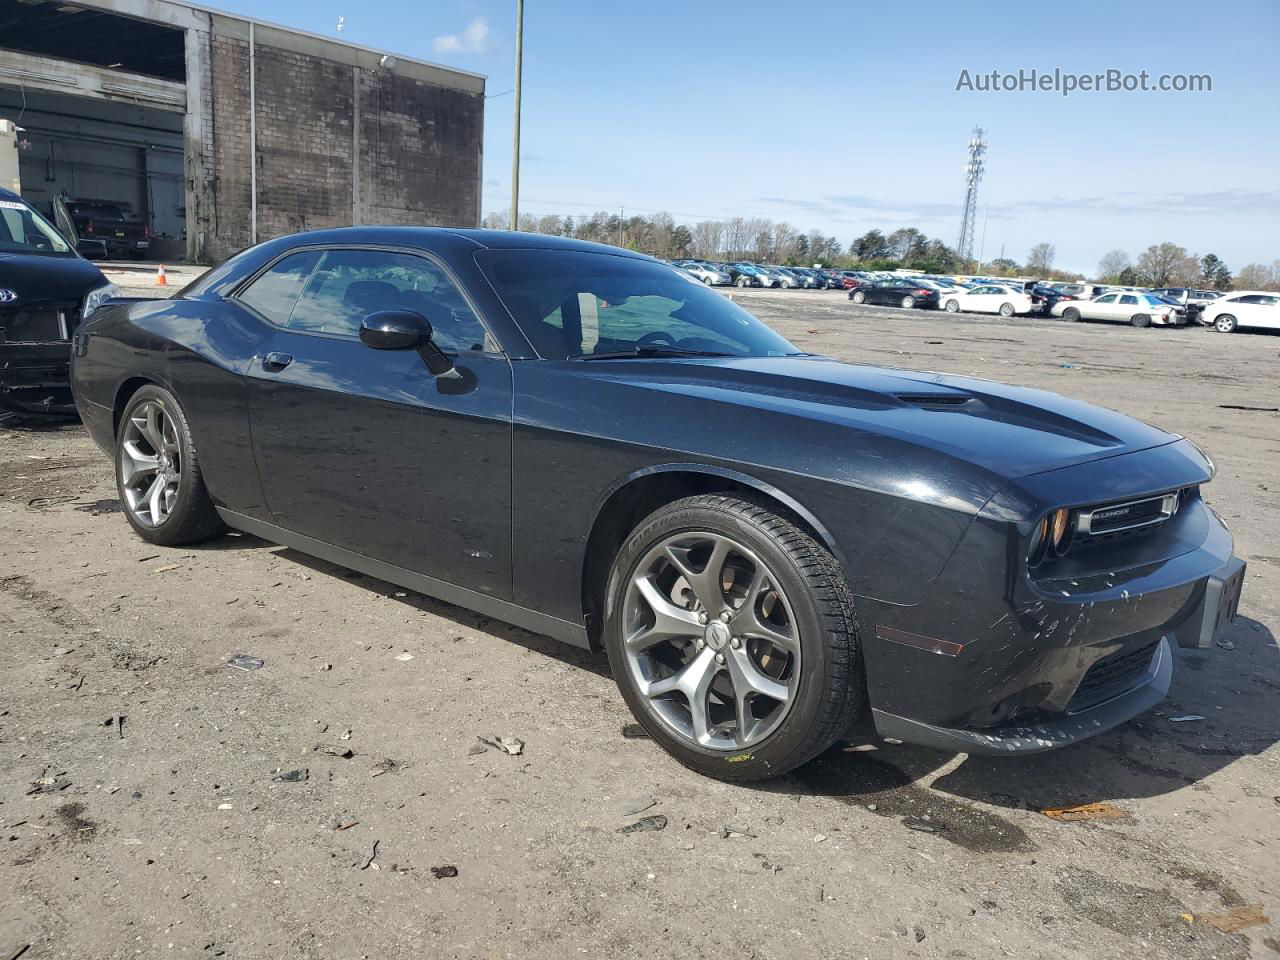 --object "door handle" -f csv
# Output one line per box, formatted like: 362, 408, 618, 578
262, 352, 294, 372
